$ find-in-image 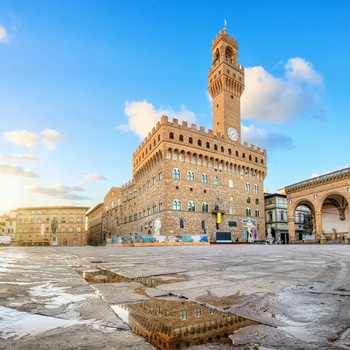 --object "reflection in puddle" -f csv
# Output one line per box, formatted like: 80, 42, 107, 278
0, 306, 79, 339
278, 317, 322, 343
112, 298, 259, 350
77, 268, 187, 287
